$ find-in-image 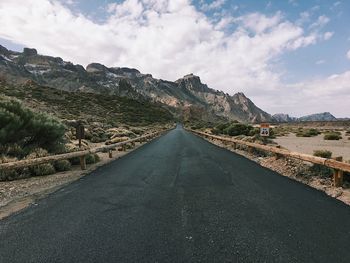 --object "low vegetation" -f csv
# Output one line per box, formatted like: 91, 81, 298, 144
0, 98, 67, 180
0, 80, 174, 126
311, 150, 333, 177
212, 122, 256, 136
0, 97, 66, 156
313, 150, 332, 159
296, 128, 320, 137
323, 131, 342, 140
54, 160, 72, 172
